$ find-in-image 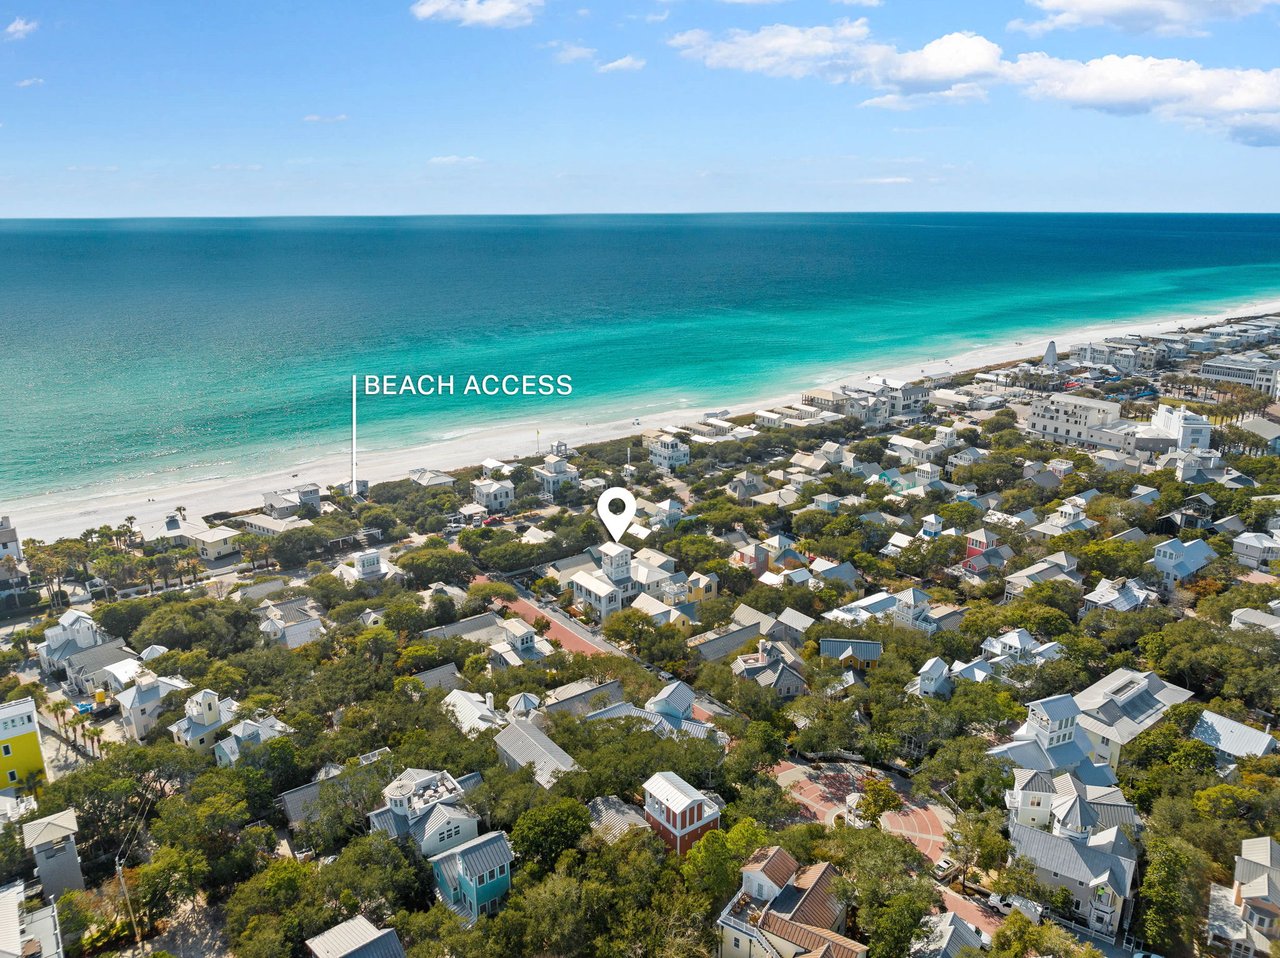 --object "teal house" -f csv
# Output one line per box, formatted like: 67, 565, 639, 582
429, 830, 514, 925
